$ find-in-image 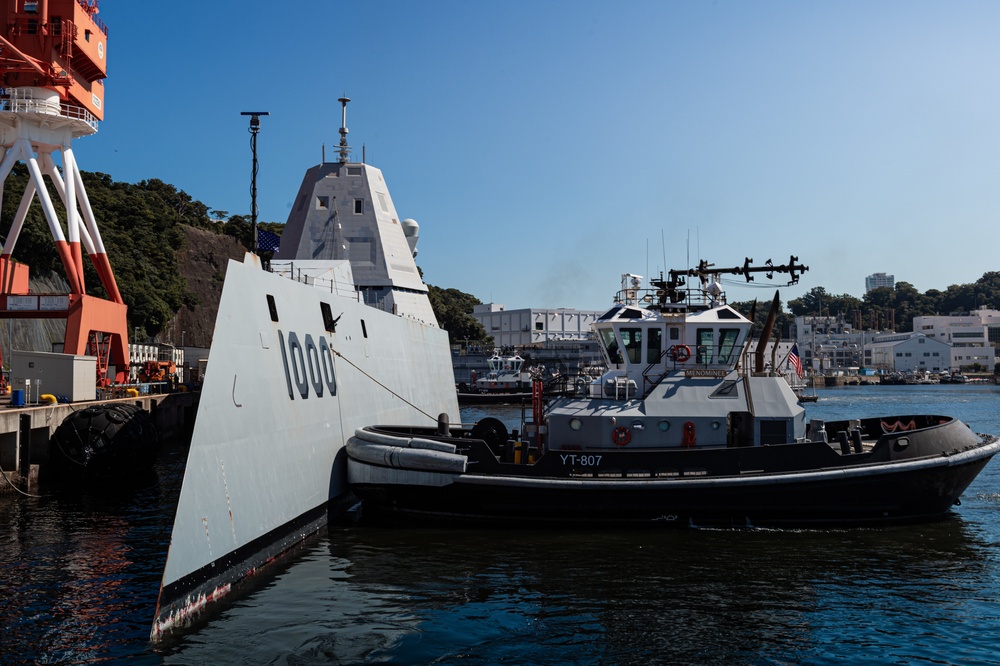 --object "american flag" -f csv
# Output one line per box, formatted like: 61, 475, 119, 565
257, 229, 281, 252
788, 343, 803, 378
